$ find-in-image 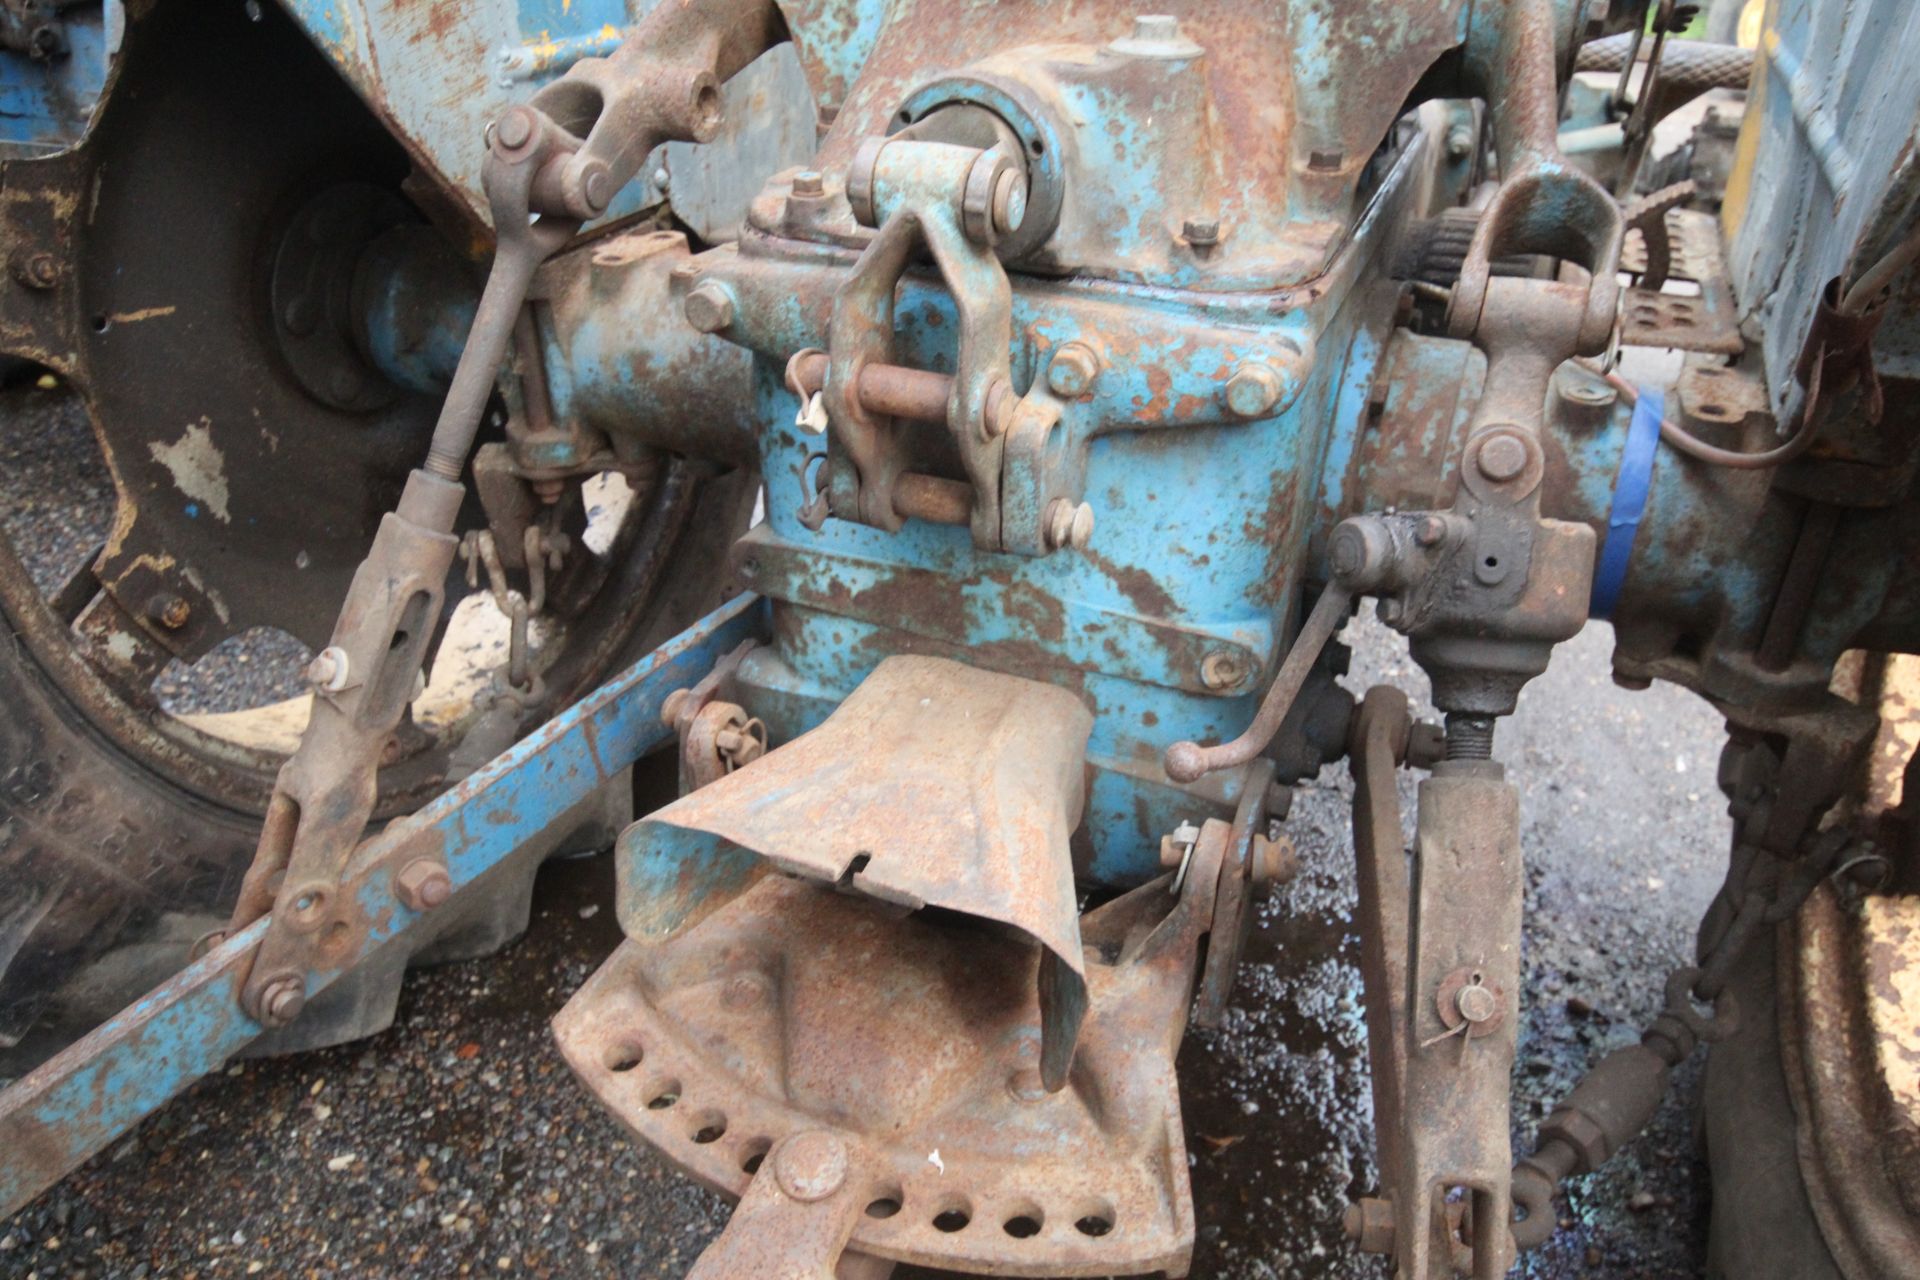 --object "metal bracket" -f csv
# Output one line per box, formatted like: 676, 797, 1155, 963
824, 137, 1019, 549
